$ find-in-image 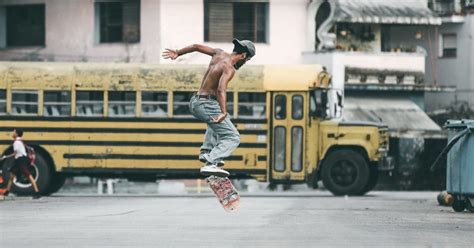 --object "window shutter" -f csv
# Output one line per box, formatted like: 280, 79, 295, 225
443, 34, 456, 49
207, 3, 233, 42
123, 0, 140, 43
